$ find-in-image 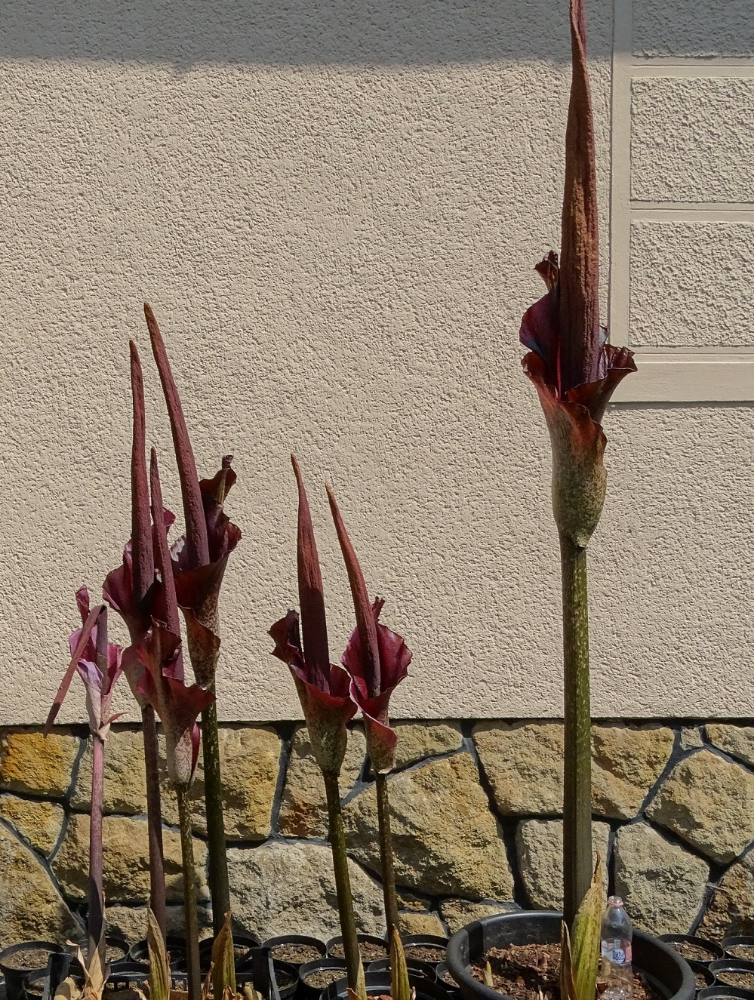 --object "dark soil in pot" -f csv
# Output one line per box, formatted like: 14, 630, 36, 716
327, 936, 387, 963
710, 962, 754, 991
660, 937, 724, 966
698, 988, 754, 1000
476, 941, 662, 1000
271, 960, 298, 1000
264, 936, 327, 967
405, 947, 447, 965
436, 963, 460, 990
0, 942, 65, 1000
687, 962, 715, 991
322, 970, 451, 1000
723, 943, 754, 964
448, 910, 694, 1000
298, 958, 347, 1000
